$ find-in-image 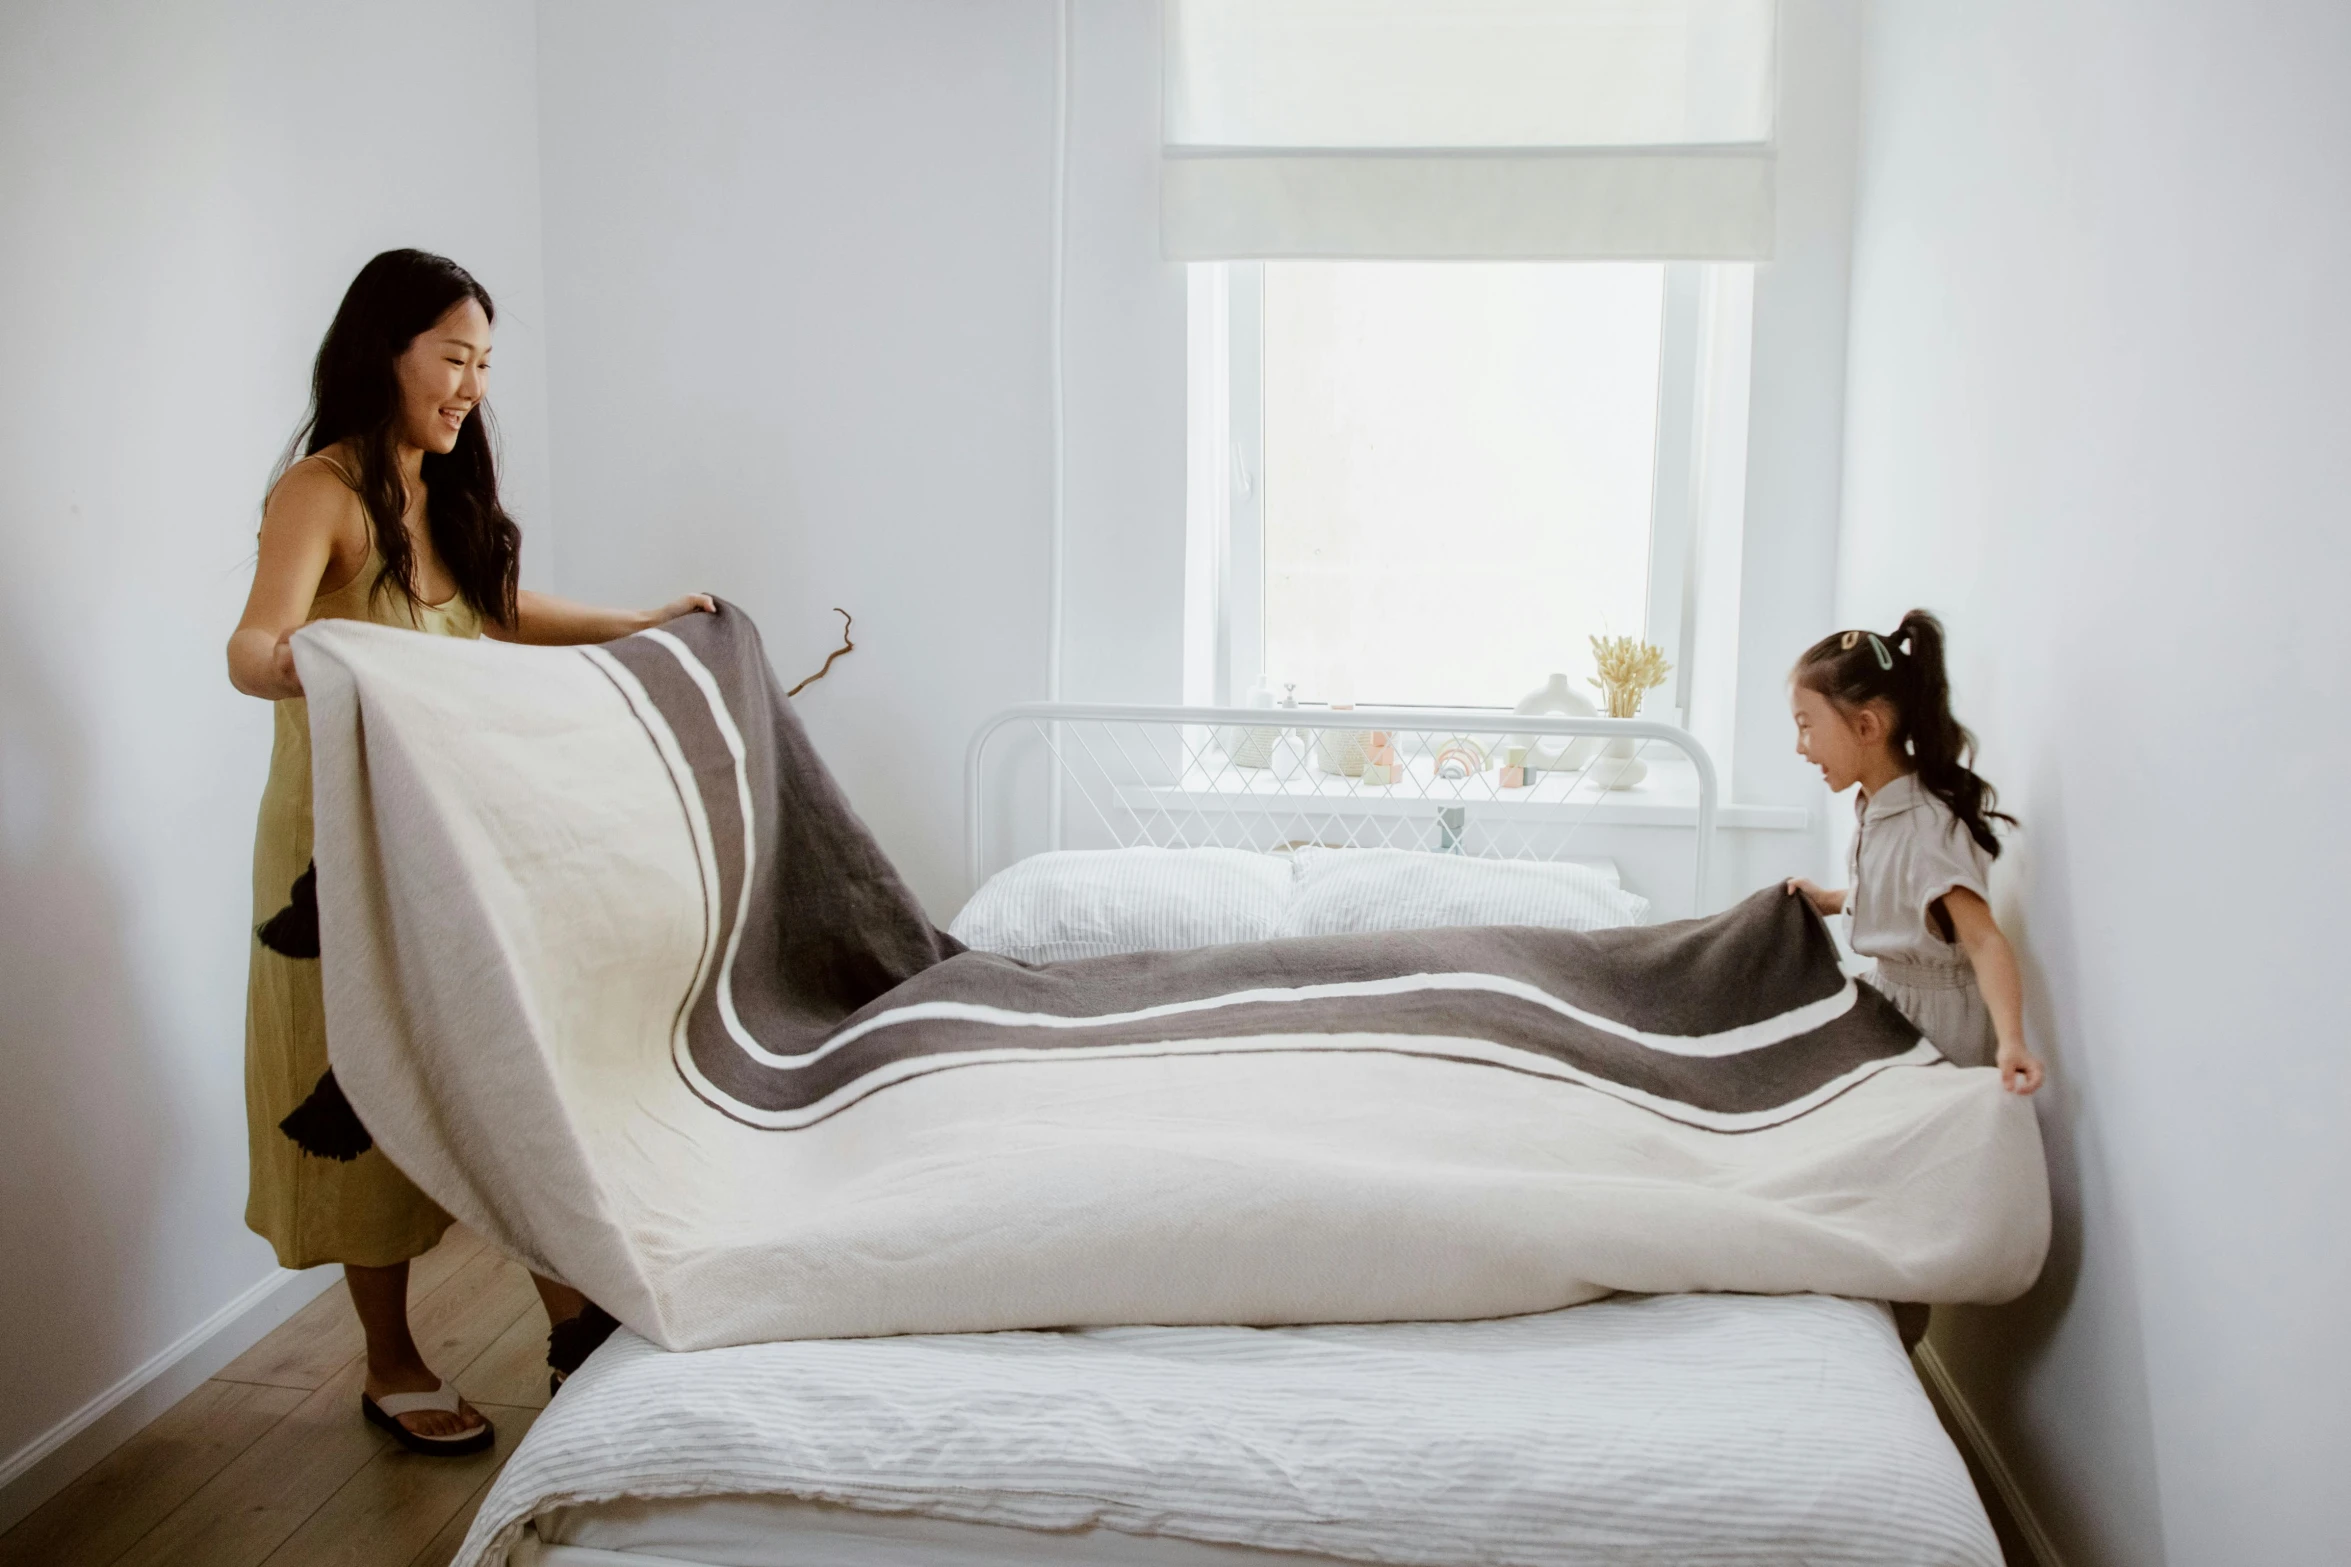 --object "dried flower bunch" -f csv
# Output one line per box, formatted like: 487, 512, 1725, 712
1589, 635, 1672, 718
